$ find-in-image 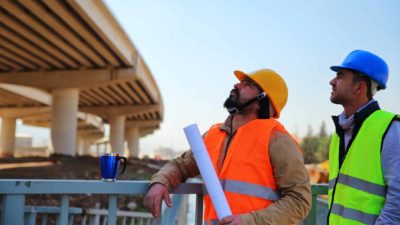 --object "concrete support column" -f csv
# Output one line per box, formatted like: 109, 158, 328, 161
109, 115, 126, 154
0, 117, 16, 156
51, 88, 79, 156
126, 127, 139, 158
78, 137, 92, 156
